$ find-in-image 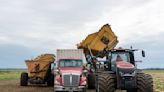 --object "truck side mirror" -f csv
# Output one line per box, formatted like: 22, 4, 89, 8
142, 50, 145, 57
